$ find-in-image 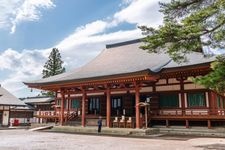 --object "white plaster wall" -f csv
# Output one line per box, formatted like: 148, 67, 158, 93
87, 92, 105, 96
140, 87, 153, 92
66, 94, 82, 97
156, 85, 180, 91
168, 78, 180, 84
4, 106, 9, 110
2, 111, 9, 126
156, 79, 167, 85
111, 91, 126, 95
184, 83, 206, 90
